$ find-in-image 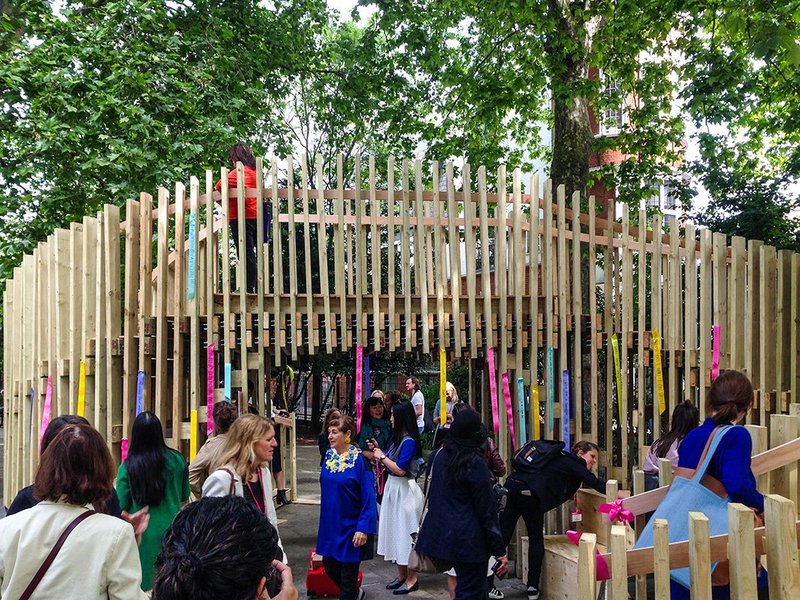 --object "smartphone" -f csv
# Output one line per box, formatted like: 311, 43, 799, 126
265, 565, 281, 597
491, 558, 505, 580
